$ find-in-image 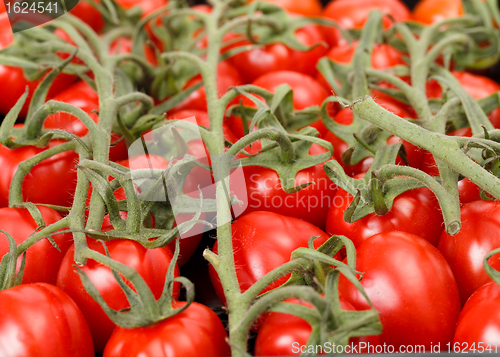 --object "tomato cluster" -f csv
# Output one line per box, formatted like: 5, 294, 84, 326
1, 0, 500, 356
